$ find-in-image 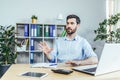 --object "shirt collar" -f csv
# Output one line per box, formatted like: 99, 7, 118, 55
64, 35, 78, 41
